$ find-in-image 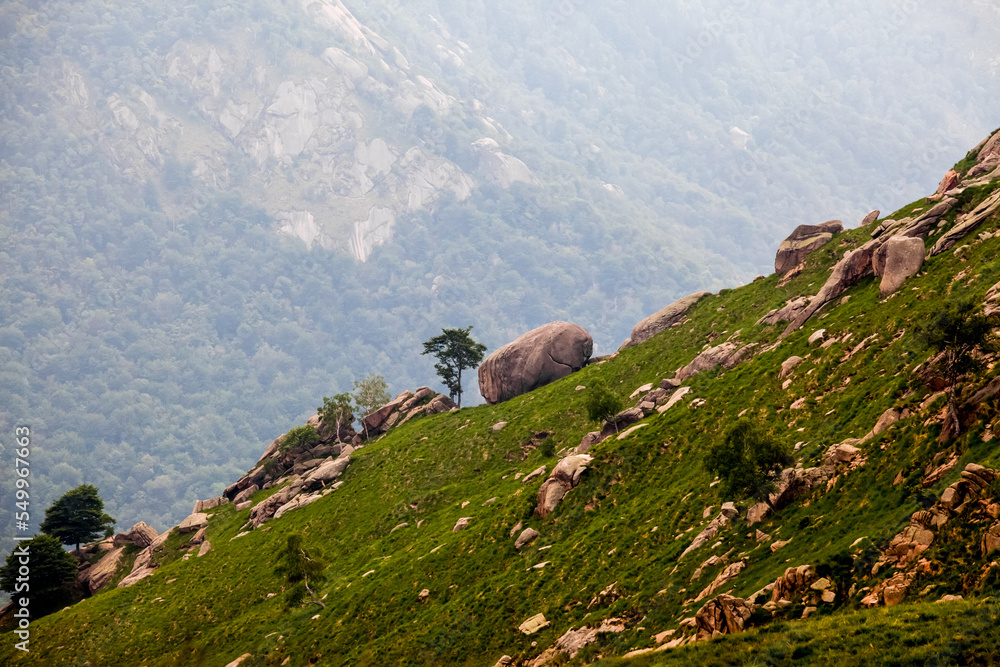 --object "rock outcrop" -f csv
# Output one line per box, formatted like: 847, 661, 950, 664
694, 595, 755, 640
774, 220, 843, 275
360, 387, 456, 440
535, 455, 592, 518
930, 190, 1000, 256
113, 521, 158, 549
783, 240, 880, 336
80, 546, 125, 595
479, 322, 593, 405
621, 292, 712, 349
